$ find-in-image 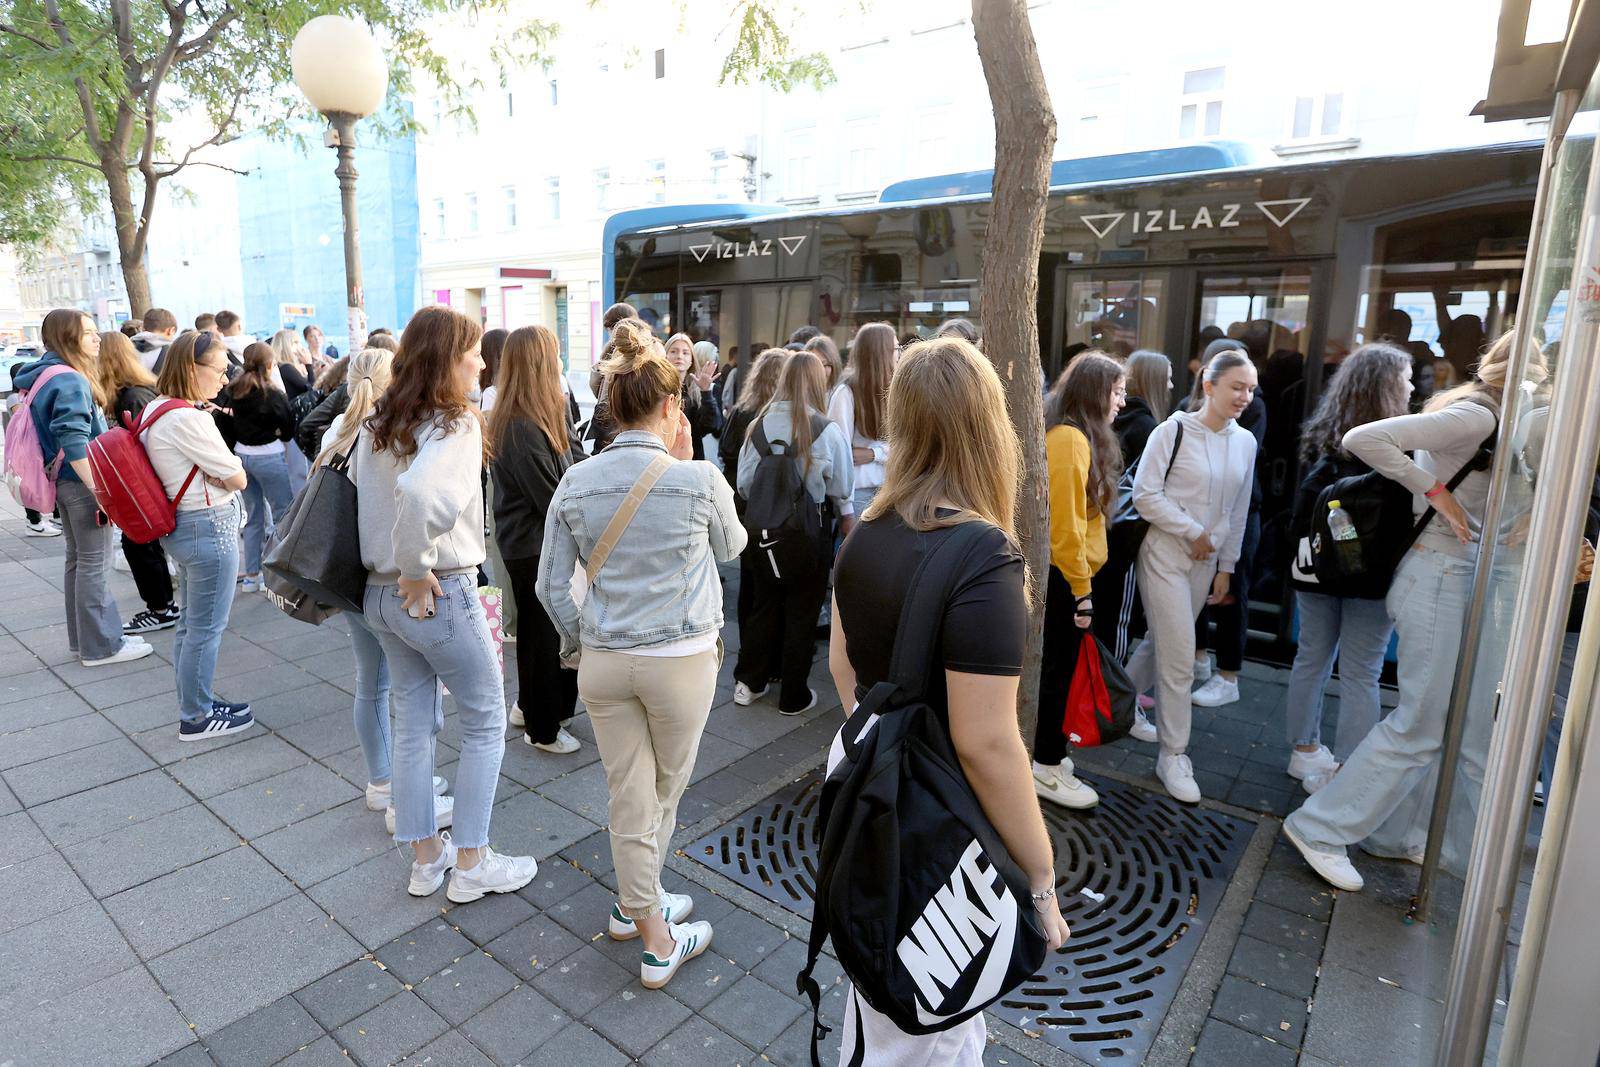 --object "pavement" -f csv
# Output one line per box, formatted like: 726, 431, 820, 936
0, 502, 1529, 1067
